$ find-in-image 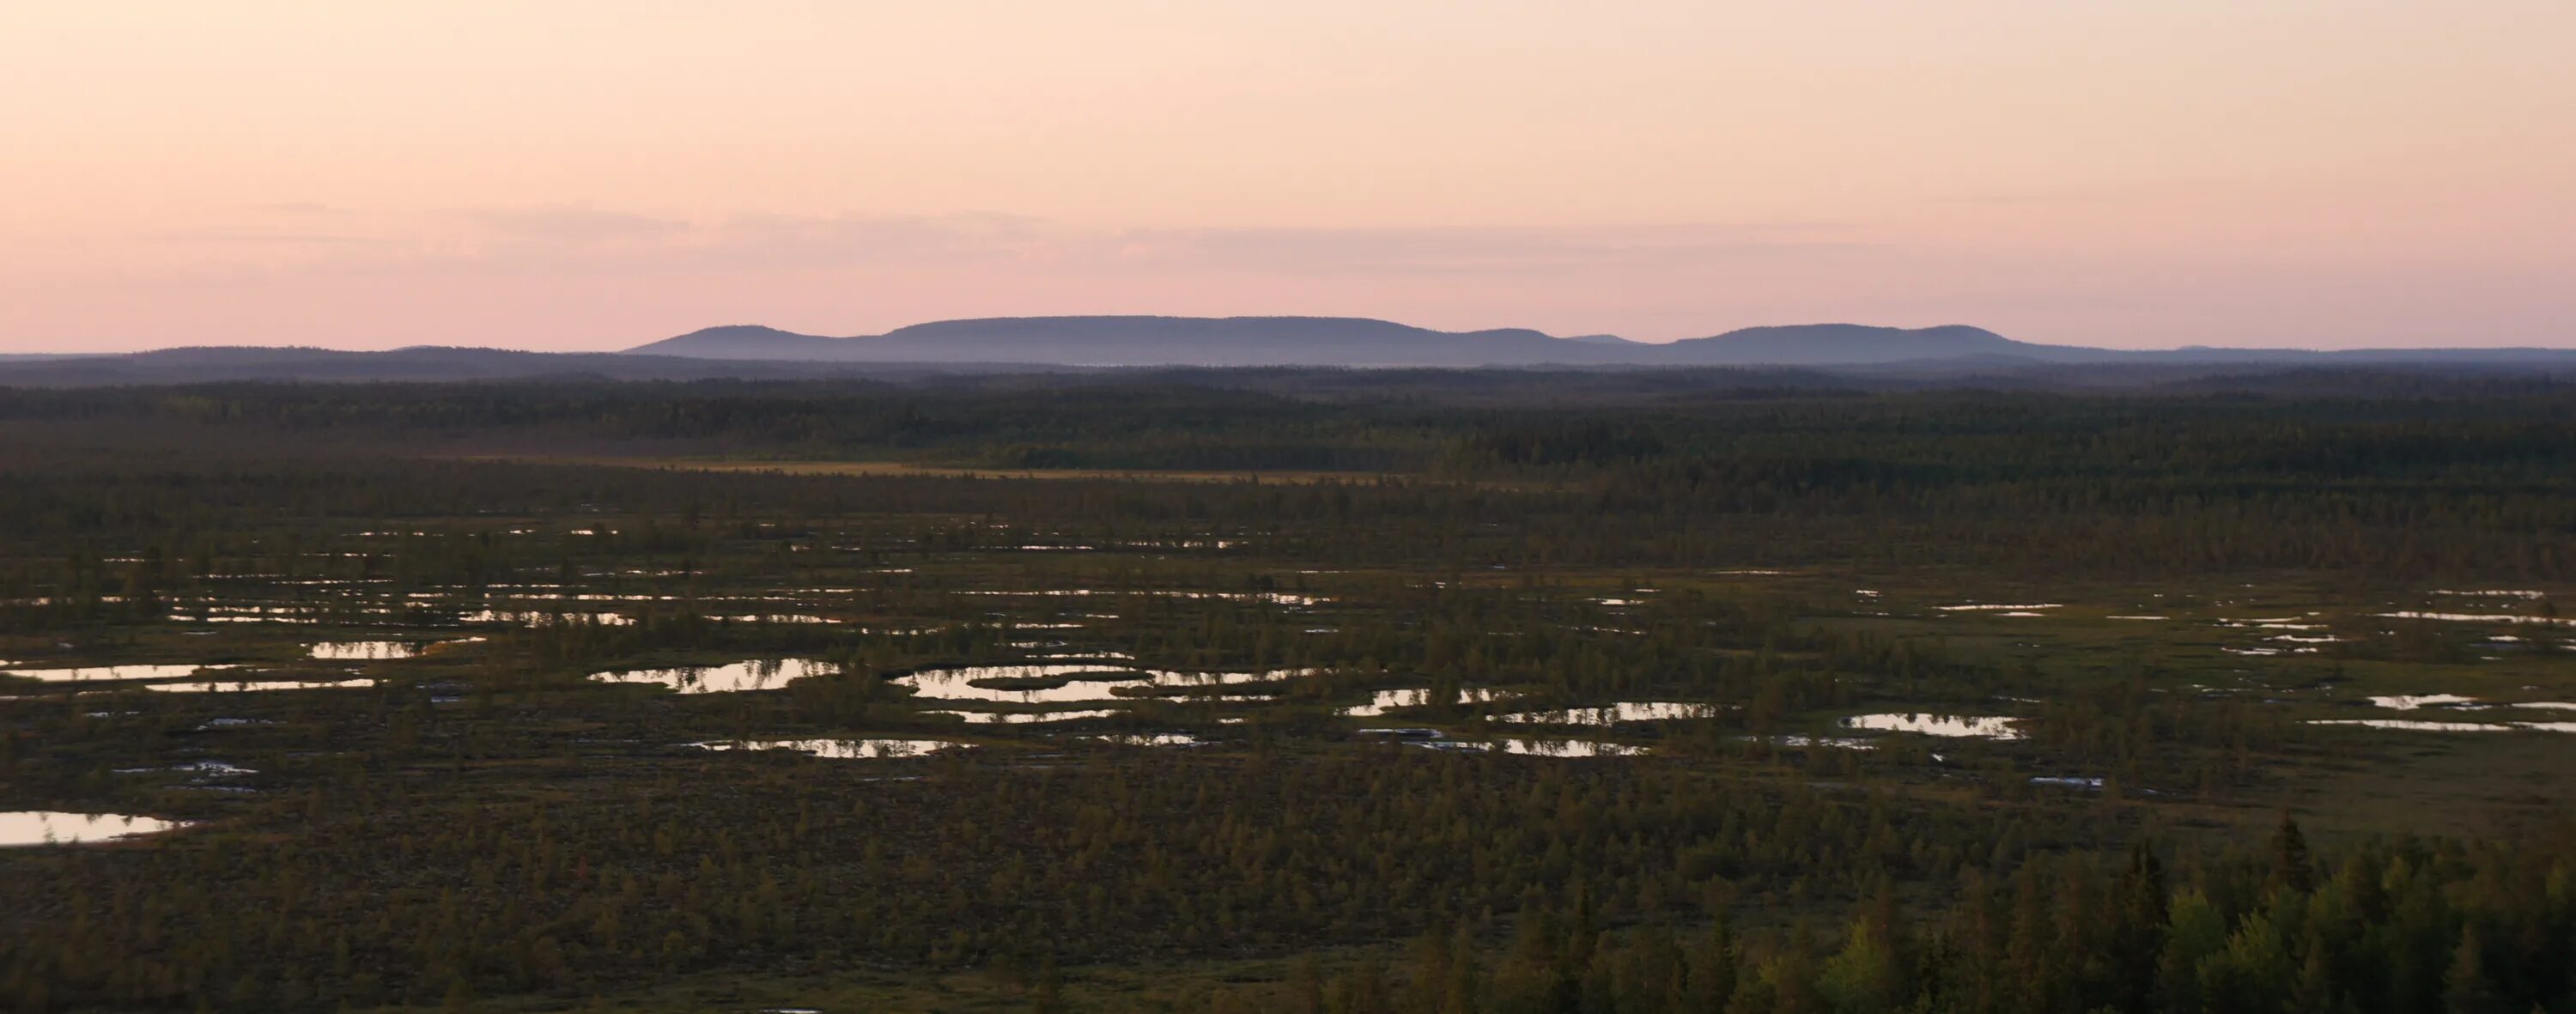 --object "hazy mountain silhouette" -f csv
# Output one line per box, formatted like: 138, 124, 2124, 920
1664, 324, 2117, 365
626, 316, 2576, 371
4, 317, 2568, 387
629, 316, 2082, 367
634, 317, 1596, 367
